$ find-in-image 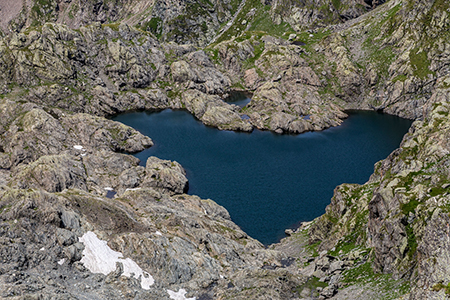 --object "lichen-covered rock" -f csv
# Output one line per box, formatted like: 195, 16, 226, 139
9, 154, 88, 192
142, 157, 189, 195
213, 35, 349, 134
182, 89, 253, 132
3, 107, 67, 165
61, 113, 153, 153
